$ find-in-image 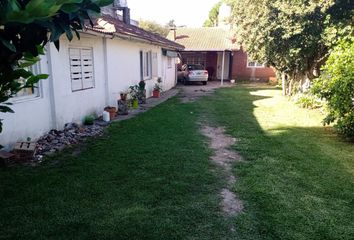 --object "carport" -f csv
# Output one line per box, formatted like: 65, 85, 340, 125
167, 27, 238, 85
